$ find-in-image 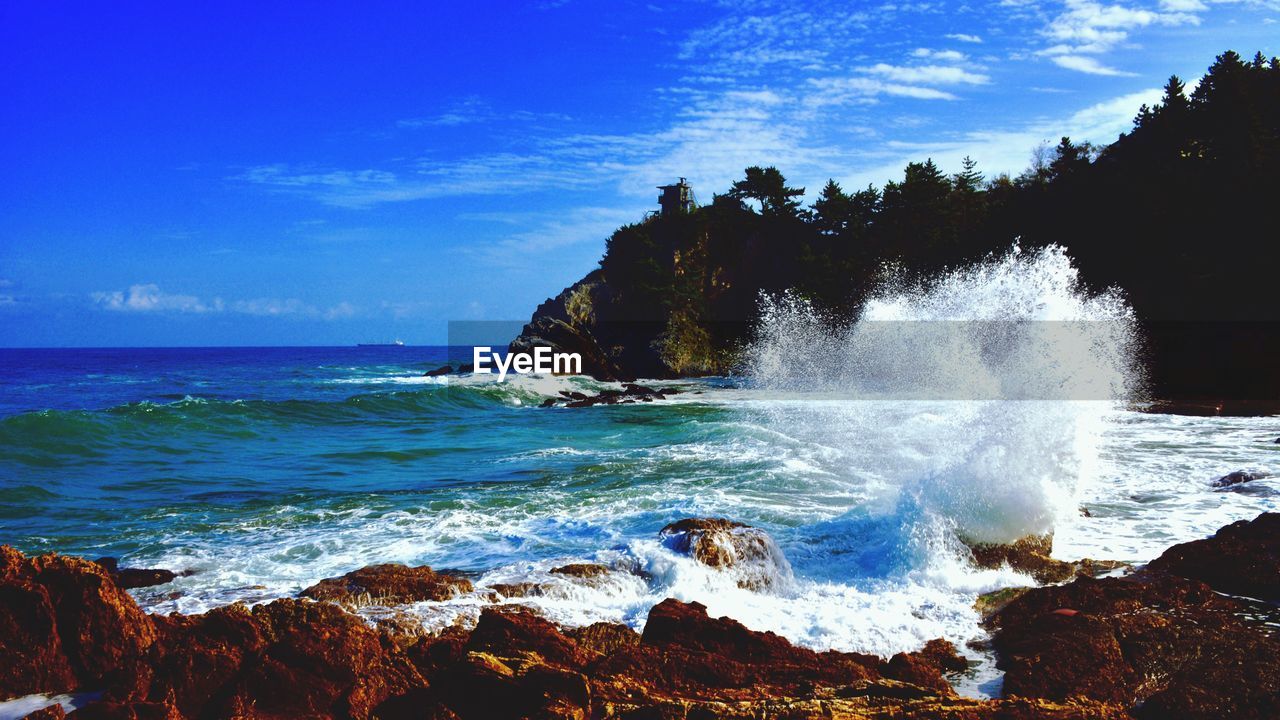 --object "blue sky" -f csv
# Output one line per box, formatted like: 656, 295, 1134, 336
1, 1, 1276, 346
